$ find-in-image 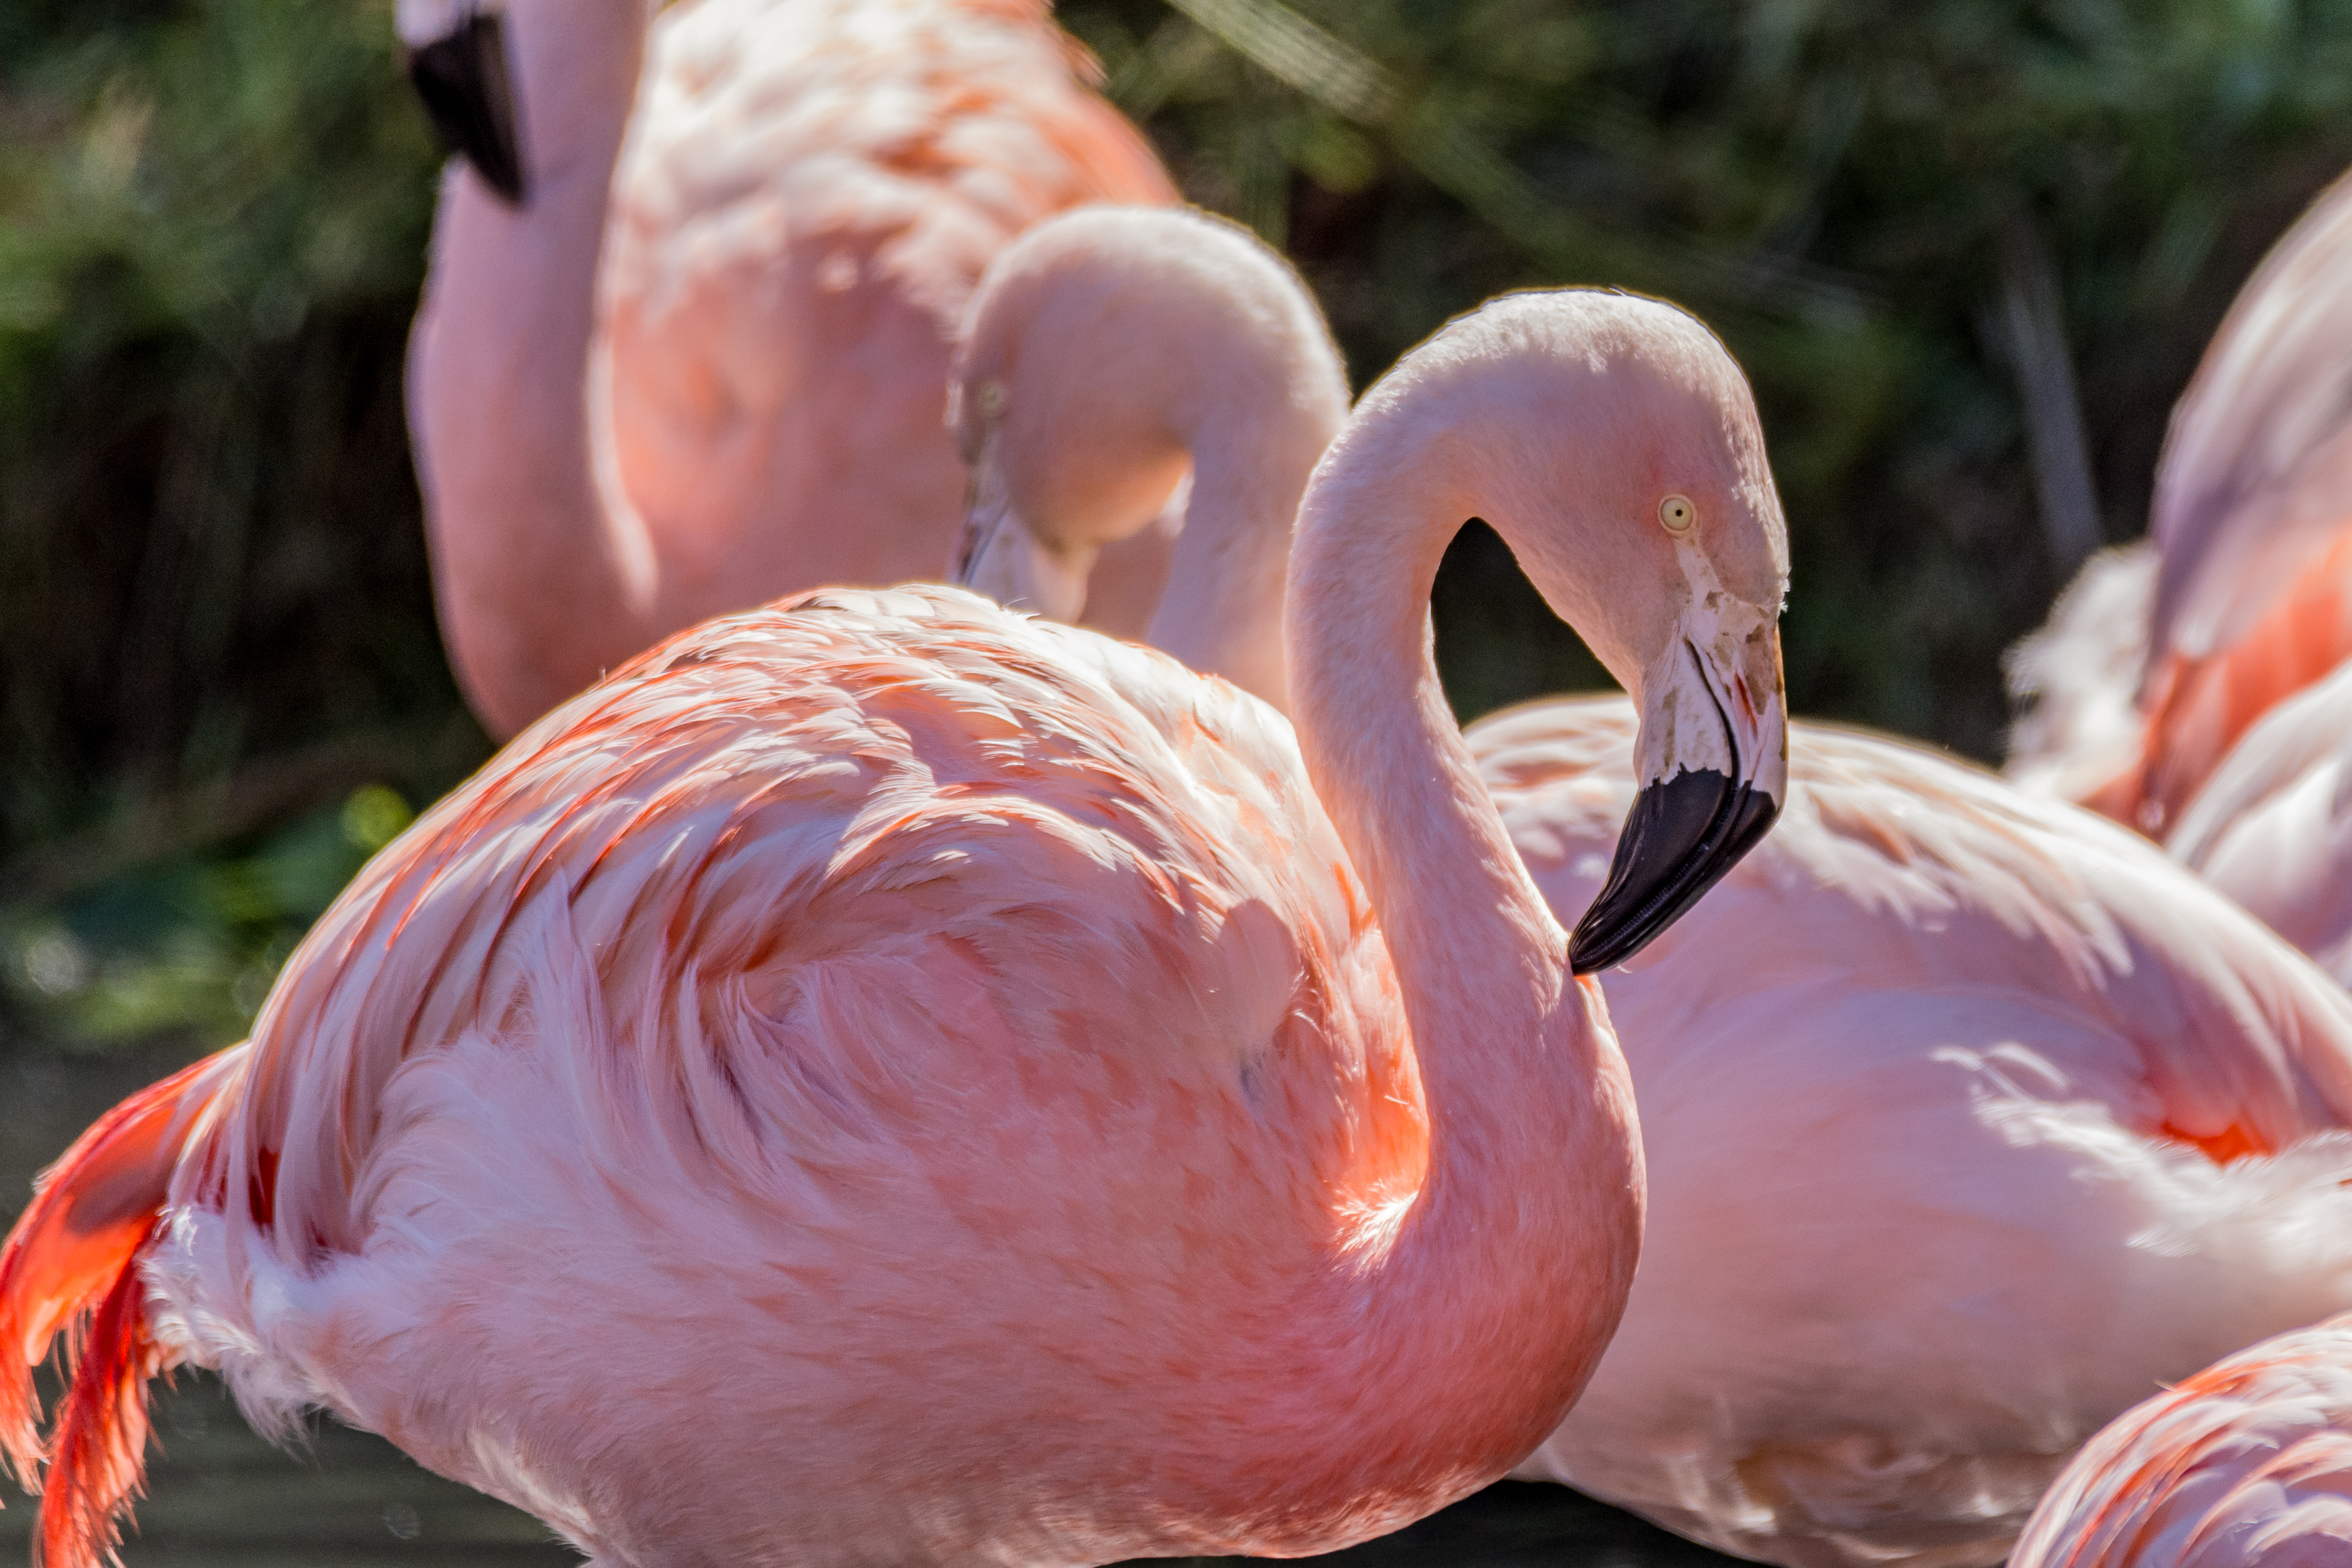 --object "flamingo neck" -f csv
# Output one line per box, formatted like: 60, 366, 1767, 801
407, 0, 657, 738
1278, 411, 1644, 1506
1144, 380, 1344, 714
